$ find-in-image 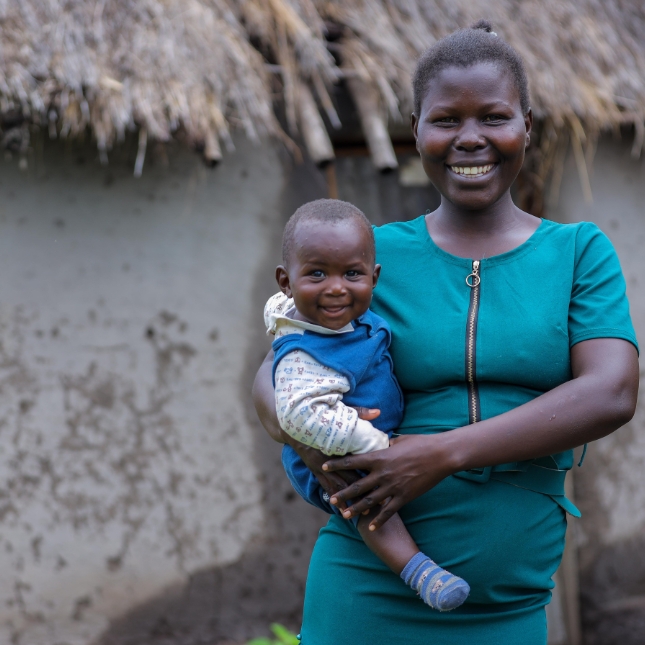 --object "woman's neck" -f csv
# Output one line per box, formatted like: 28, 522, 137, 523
426, 192, 540, 259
